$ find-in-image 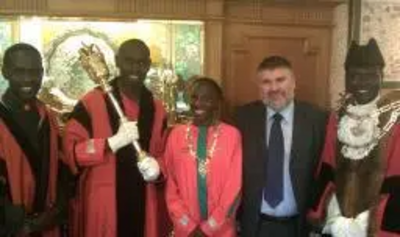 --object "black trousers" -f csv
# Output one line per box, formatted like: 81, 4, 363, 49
256, 214, 298, 237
